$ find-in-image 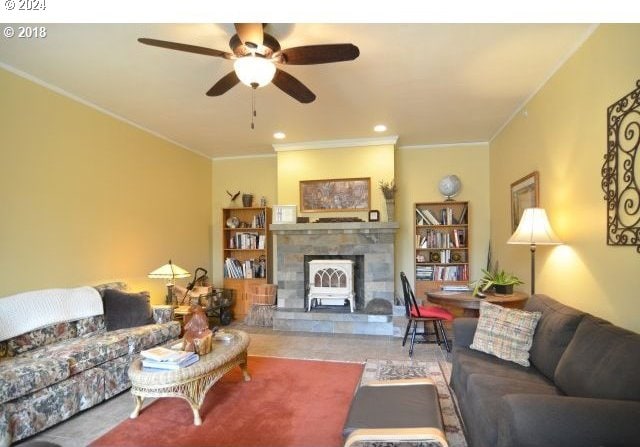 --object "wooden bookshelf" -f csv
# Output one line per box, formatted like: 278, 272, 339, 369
222, 207, 272, 319
414, 201, 470, 300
